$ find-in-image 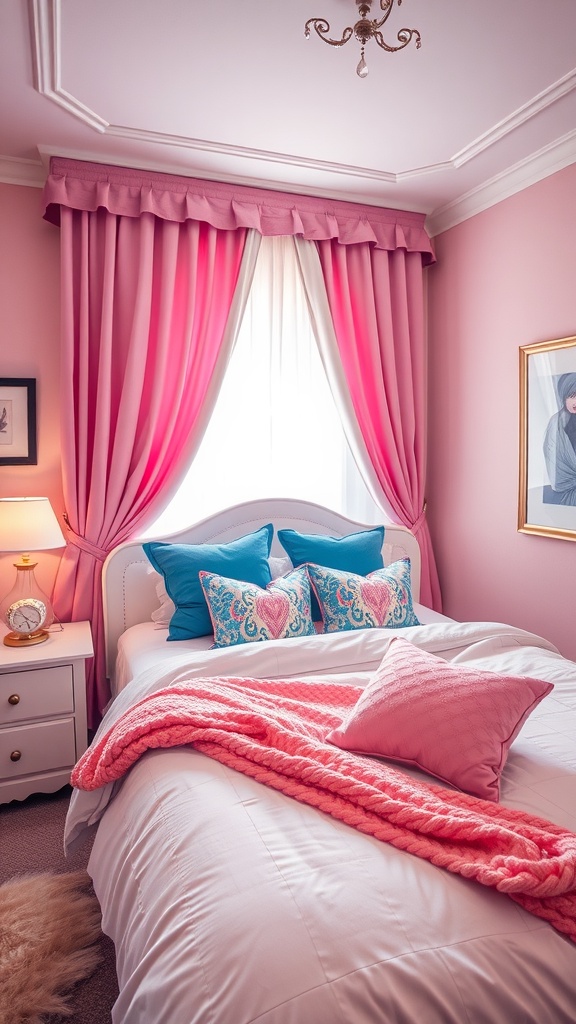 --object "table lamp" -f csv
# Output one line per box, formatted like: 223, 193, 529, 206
0, 497, 66, 647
